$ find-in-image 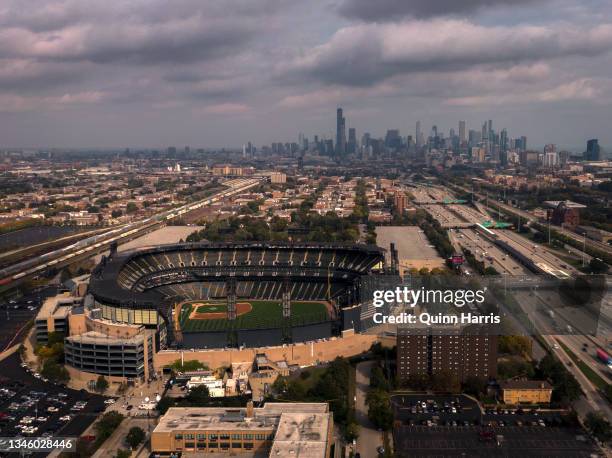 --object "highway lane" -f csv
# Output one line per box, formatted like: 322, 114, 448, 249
544, 334, 612, 421
498, 230, 579, 275
456, 228, 531, 276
